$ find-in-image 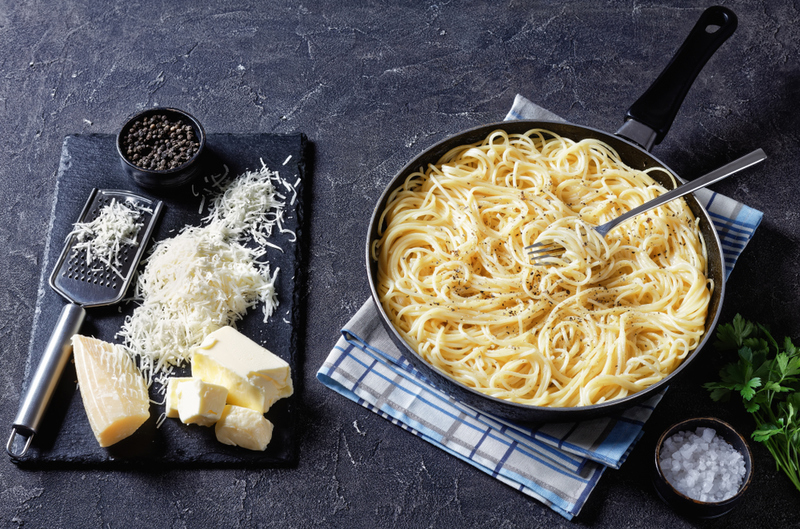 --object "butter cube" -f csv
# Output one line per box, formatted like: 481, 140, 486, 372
176, 379, 228, 427
164, 377, 193, 418
215, 405, 274, 451
192, 326, 292, 414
